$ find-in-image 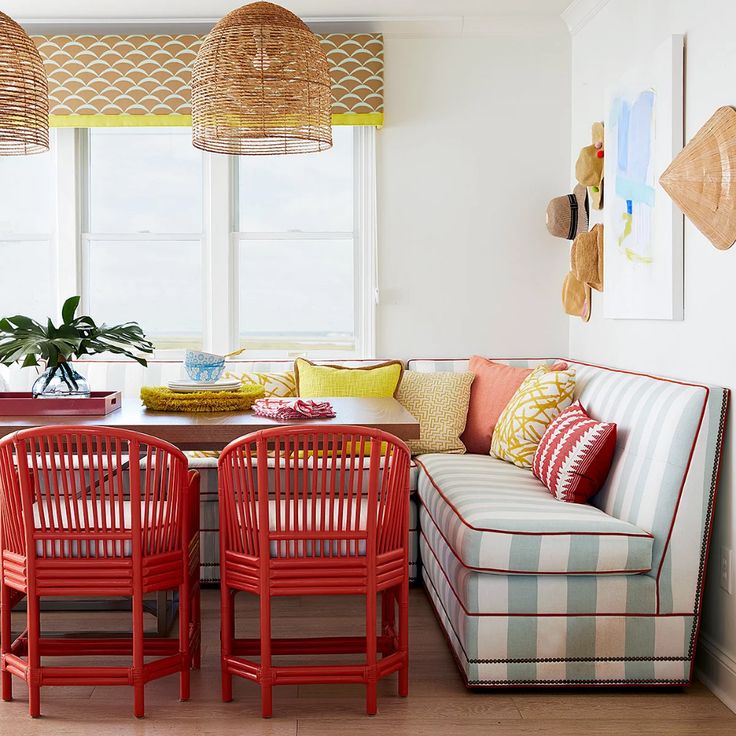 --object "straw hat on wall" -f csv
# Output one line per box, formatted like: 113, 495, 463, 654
562, 272, 591, 322
660, 106, 736, 250
571, 223, 604, 291
576, 122, 605, 209
546, 184, 589, 240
